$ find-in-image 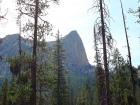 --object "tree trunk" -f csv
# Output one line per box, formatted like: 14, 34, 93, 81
99, 0, 111, 104
119, 0, 136, 104
30, 0, 39, 104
